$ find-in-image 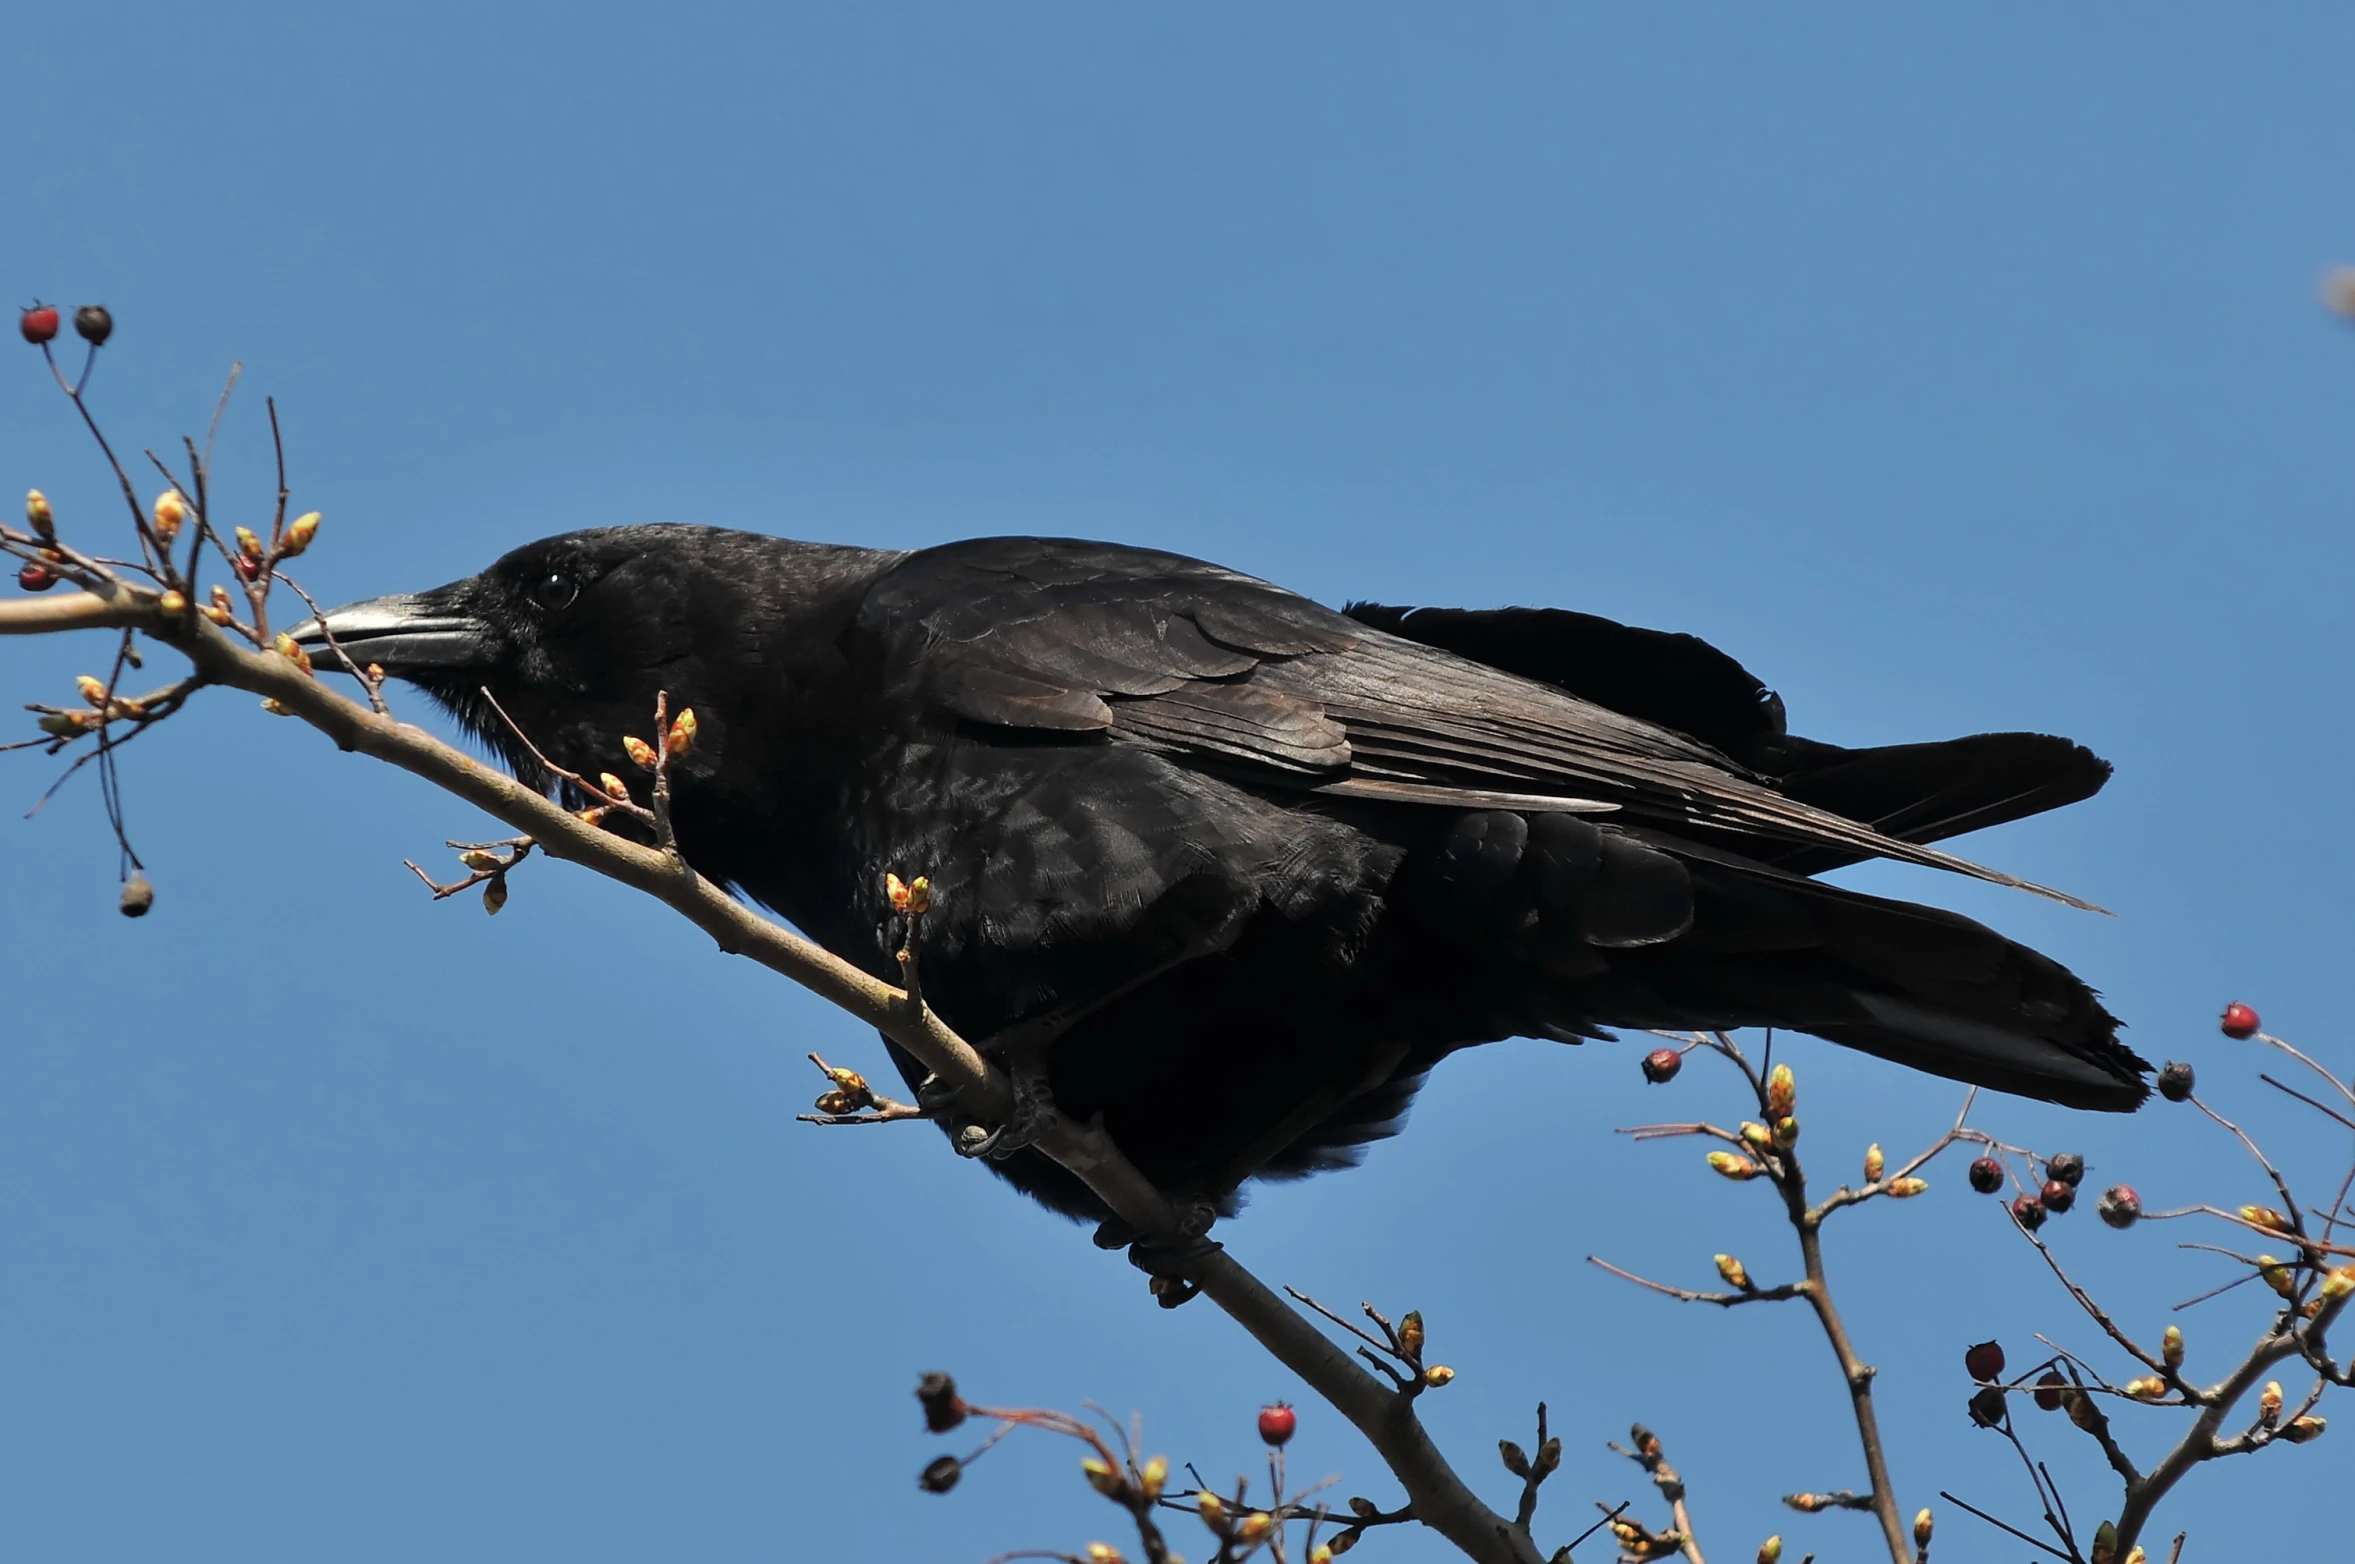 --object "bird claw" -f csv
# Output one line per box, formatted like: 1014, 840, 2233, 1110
1121, 1197, 1221, 1308
949, 1063, 1058, 1161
